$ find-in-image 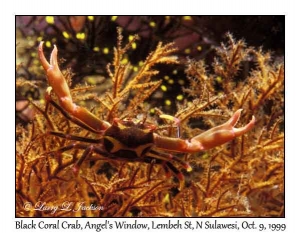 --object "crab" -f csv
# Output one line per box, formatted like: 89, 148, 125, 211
38, 41, 255, 189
